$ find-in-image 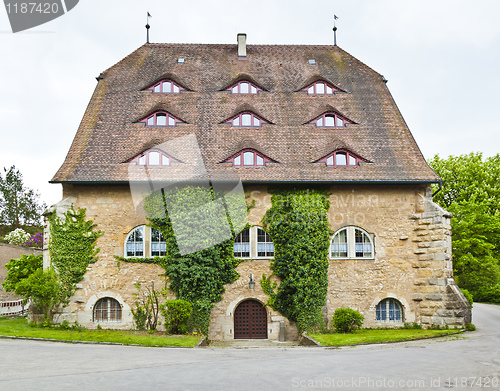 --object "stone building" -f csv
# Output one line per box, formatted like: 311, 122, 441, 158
46, 34, 471, 340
